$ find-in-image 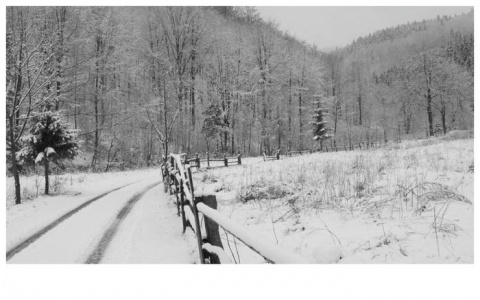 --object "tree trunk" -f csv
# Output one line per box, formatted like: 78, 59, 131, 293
358, 94, 362, 126
441, 105, 447, 135
299, 92, 303, 150
91, 96, 99, 168
91, 40, 101, 168
403, 105, 411, 134
288, 70, 292, 149
44, 158, 50, 195
223, 131, 228, 153
55, 7, 66, 111
298, 51, 306, 151
191, 48, 196, 127
427, 88, 434, 136
9, 115, 21, 204
73, 78, 78, 129
163, 79, 169, 157
231, 120, 235, 155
